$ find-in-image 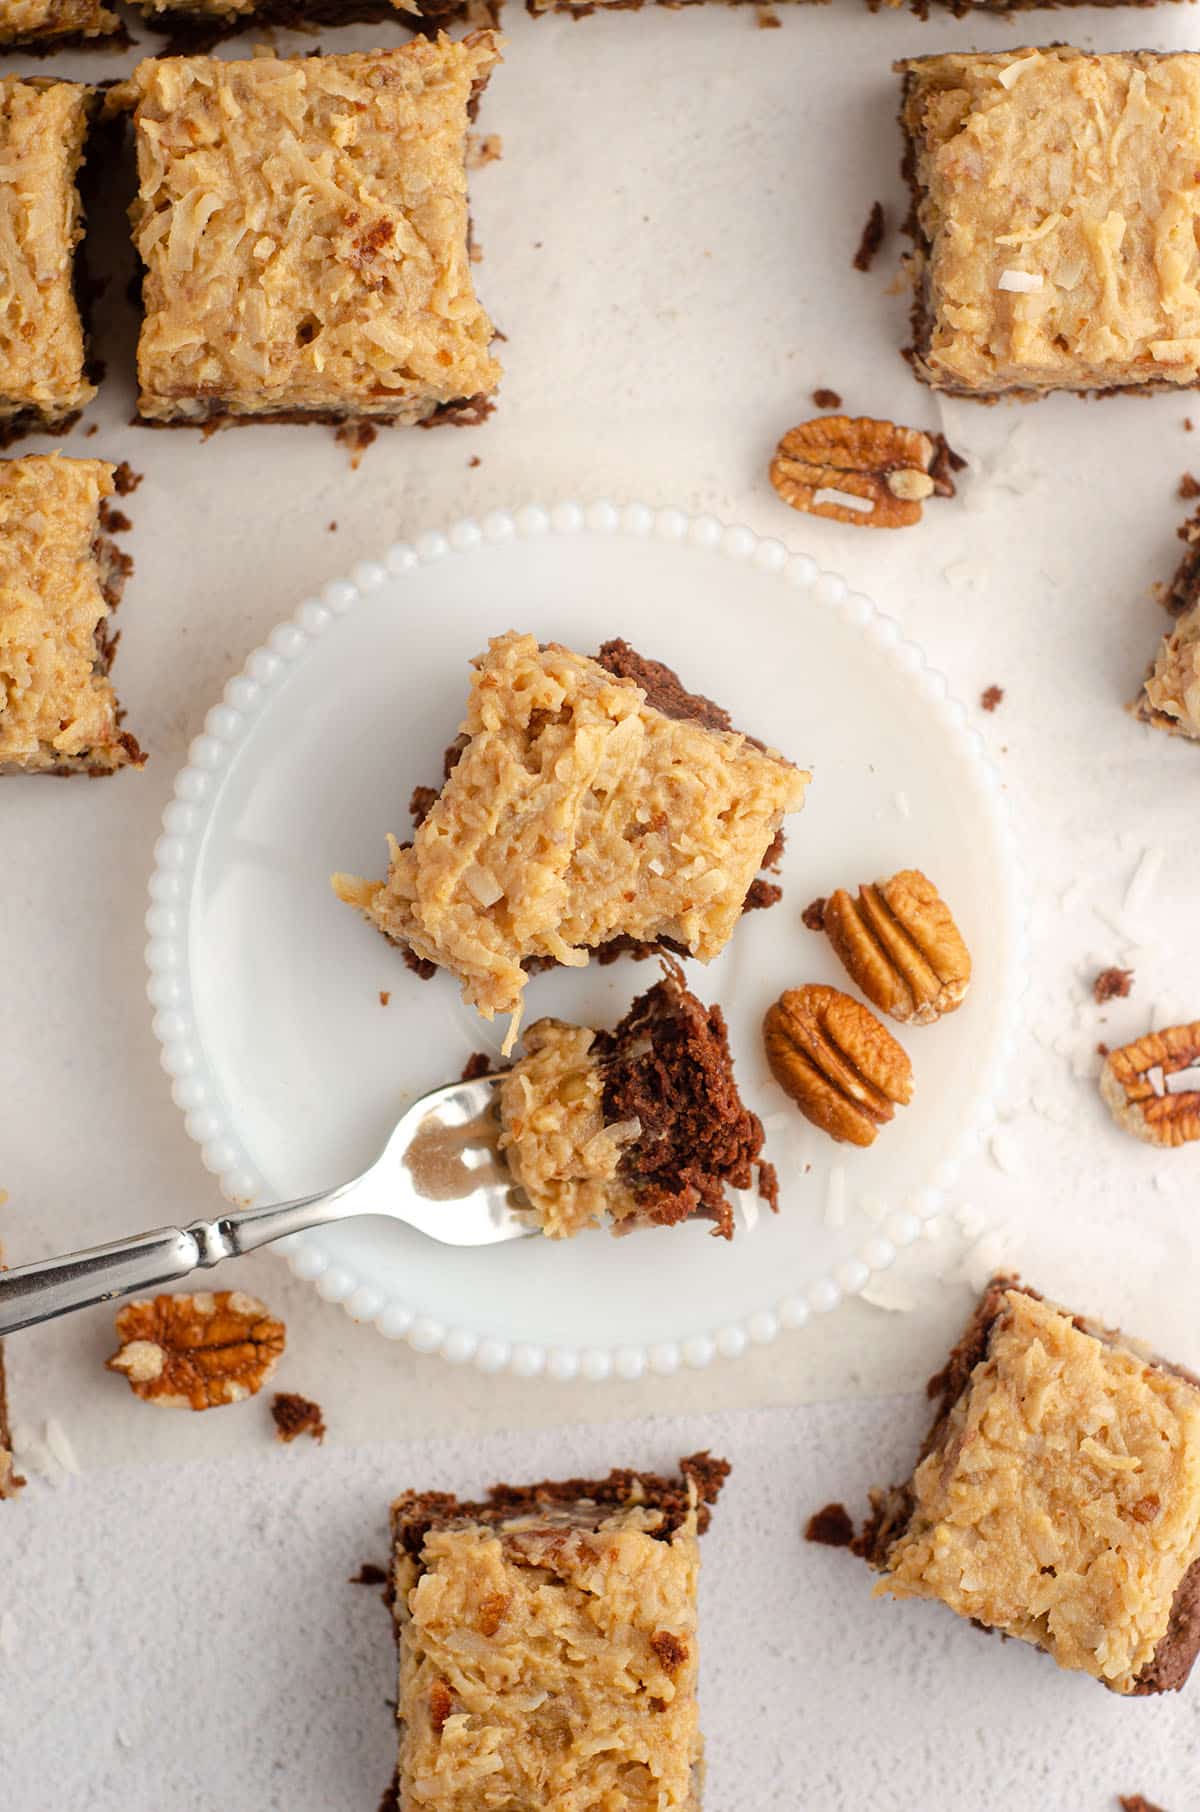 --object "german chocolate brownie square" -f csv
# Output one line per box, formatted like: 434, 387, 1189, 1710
121, 36, 500, 428
860, 1278, 1200, 1694
498, 959, 777, 1239
0, 0, 119, 47
1135, 506, 1200, 742
900, 50, 1200, 398
0, 456, 143, 775
333, 632, 807, 1047
0, 79, 96, 431
390, 1454, 728, 1811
